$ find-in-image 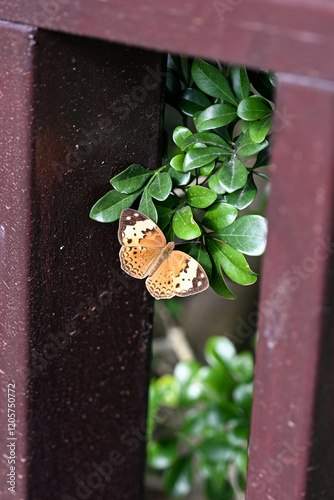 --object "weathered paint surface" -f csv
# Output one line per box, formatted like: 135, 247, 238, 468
0, 24, 165, 499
